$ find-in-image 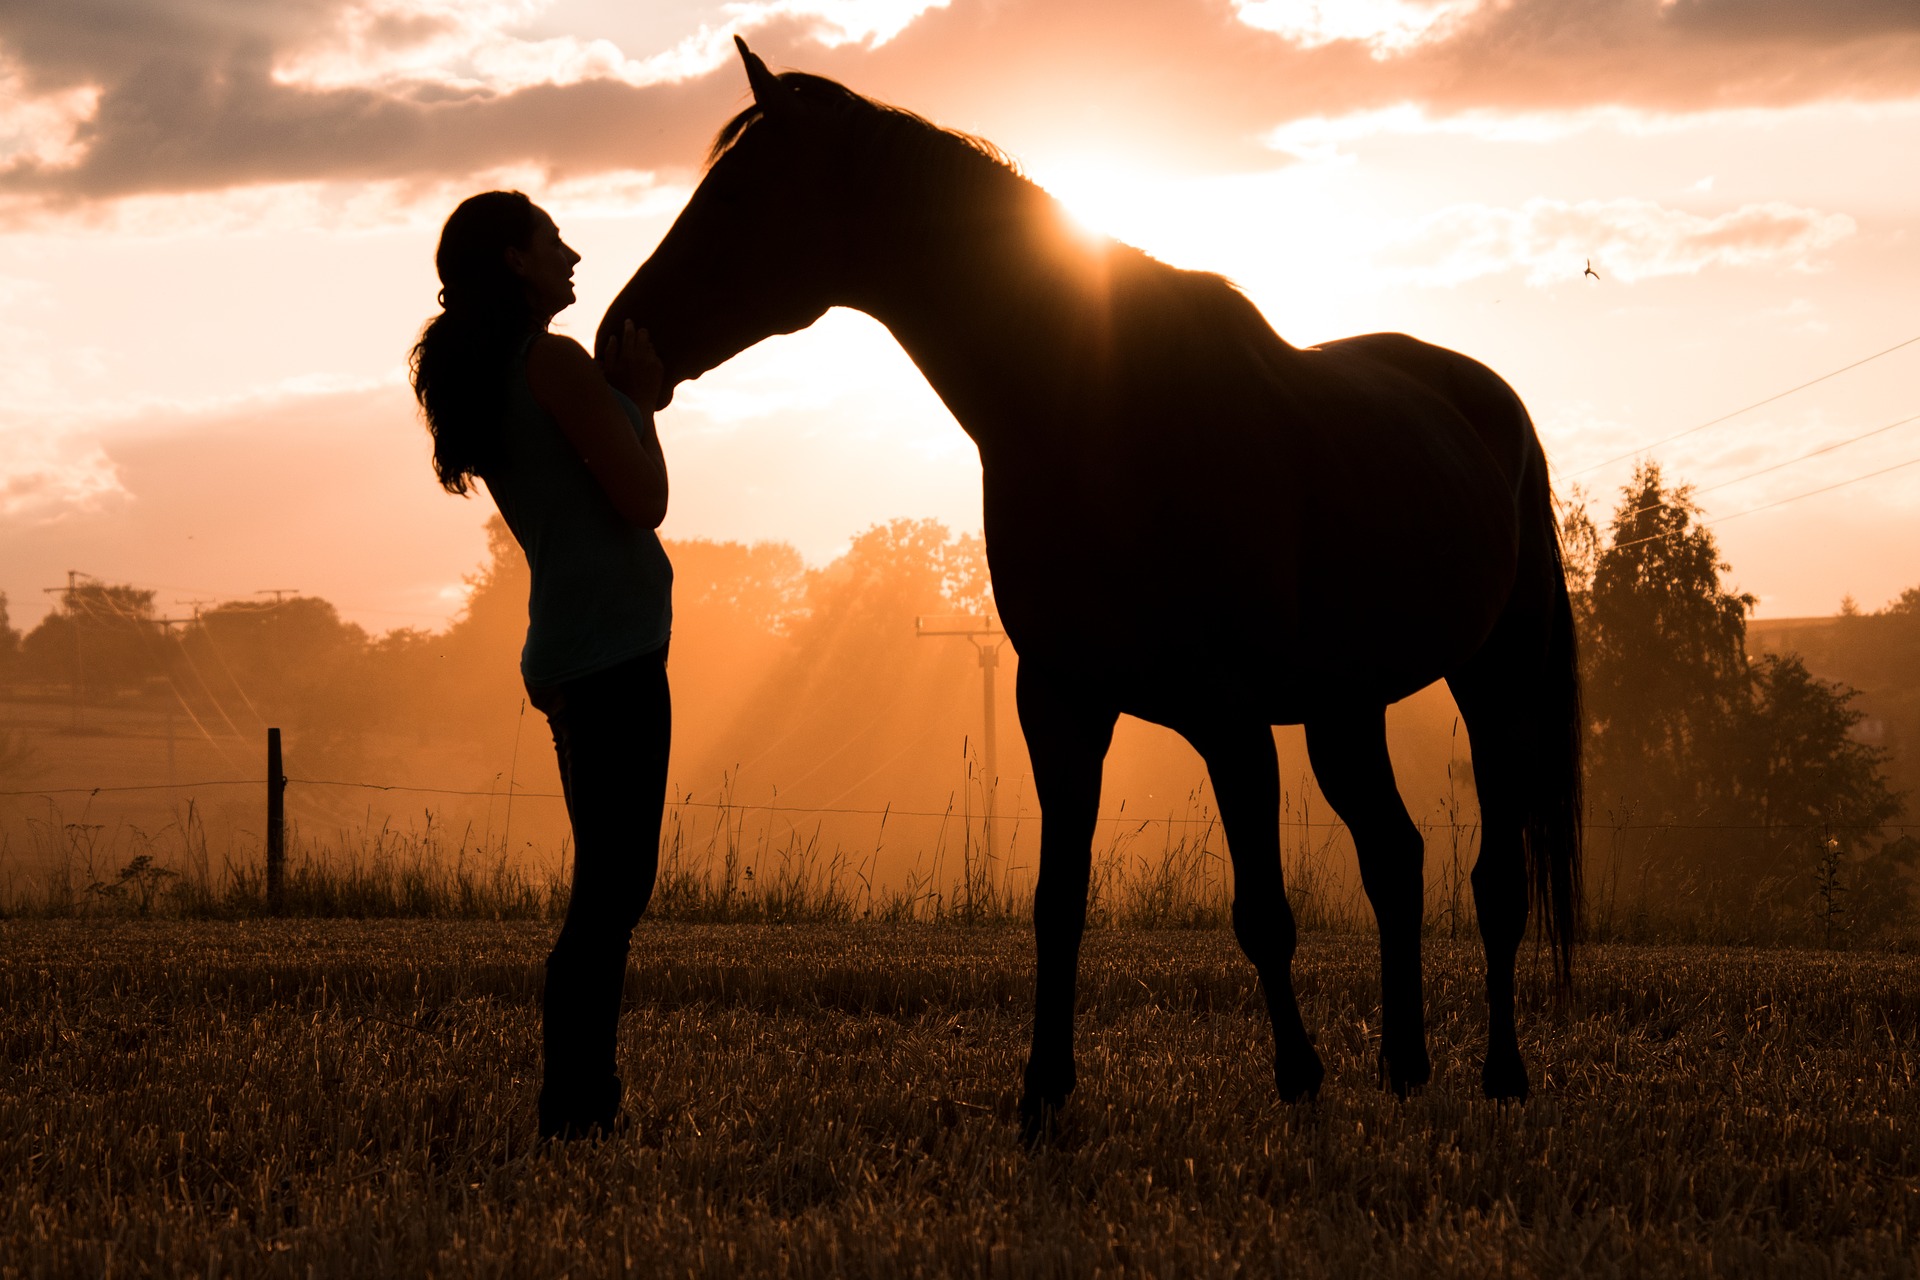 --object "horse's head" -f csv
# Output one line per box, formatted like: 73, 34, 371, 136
598, 40, 873, 408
